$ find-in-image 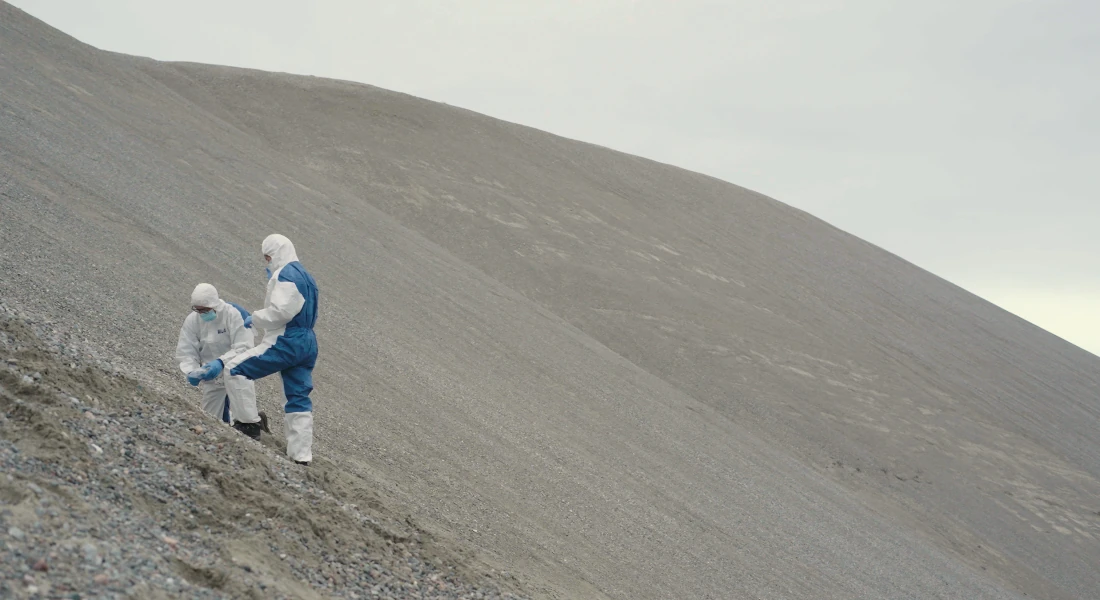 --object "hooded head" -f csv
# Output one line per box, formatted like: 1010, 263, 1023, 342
190, 283, 221, 309
190, 283, 224, 322
262, 234, 300, 273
